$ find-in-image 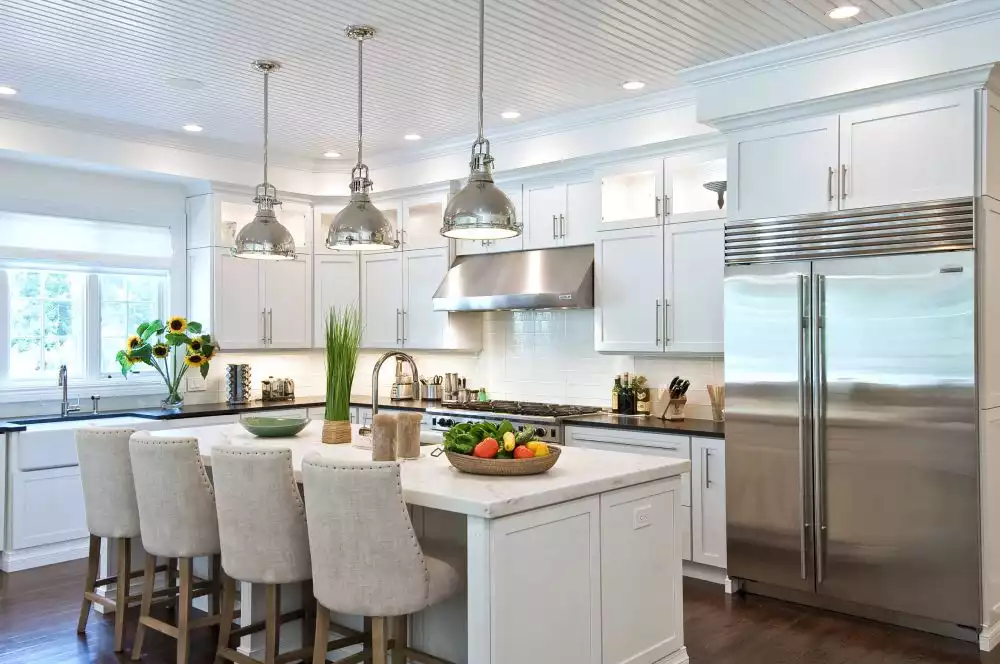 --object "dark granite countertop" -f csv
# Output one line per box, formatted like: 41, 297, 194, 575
122, 395, 428, 421
561, 413, 725, 439
0, 421, 27, 433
